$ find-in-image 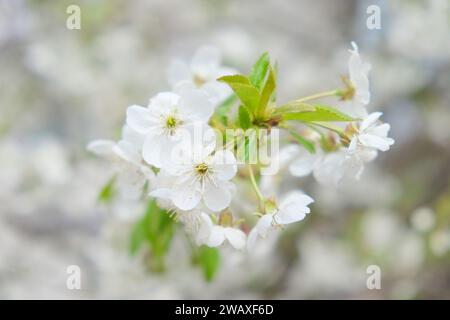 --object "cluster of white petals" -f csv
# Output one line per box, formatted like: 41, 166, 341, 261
168, 46, 236, 105
290, 42, 395, 186
248, 191, 314, 249
88, 43, 393, 252
87, 125, 154, 199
